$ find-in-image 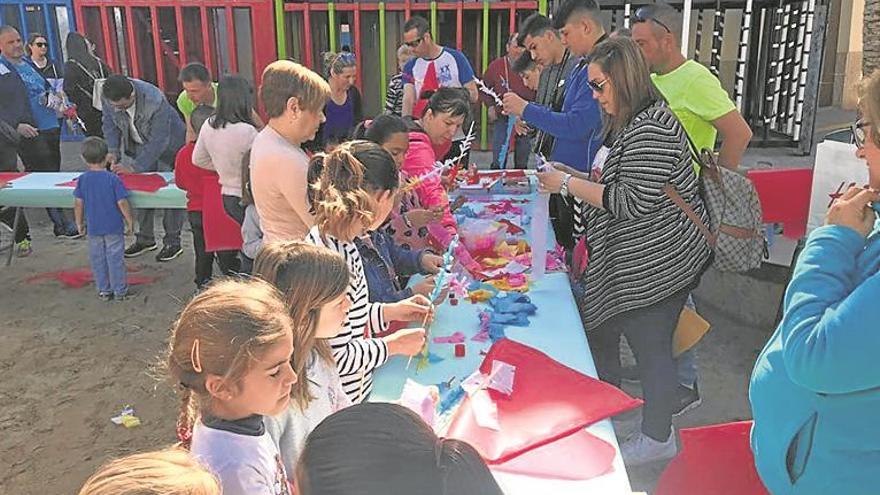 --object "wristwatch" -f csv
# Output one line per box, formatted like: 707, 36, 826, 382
560, 173, 573, 197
